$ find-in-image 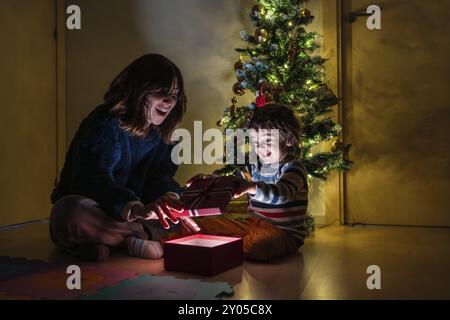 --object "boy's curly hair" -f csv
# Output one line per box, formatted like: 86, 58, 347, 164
247, 104, 302, 152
